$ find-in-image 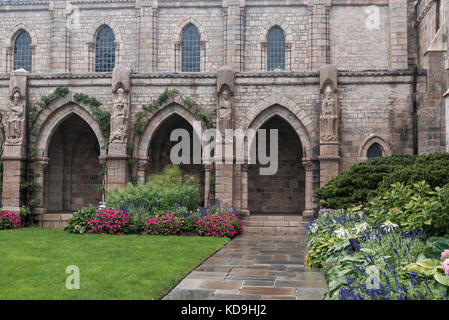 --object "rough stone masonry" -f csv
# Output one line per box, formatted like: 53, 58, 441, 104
0, 0, 447, 227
